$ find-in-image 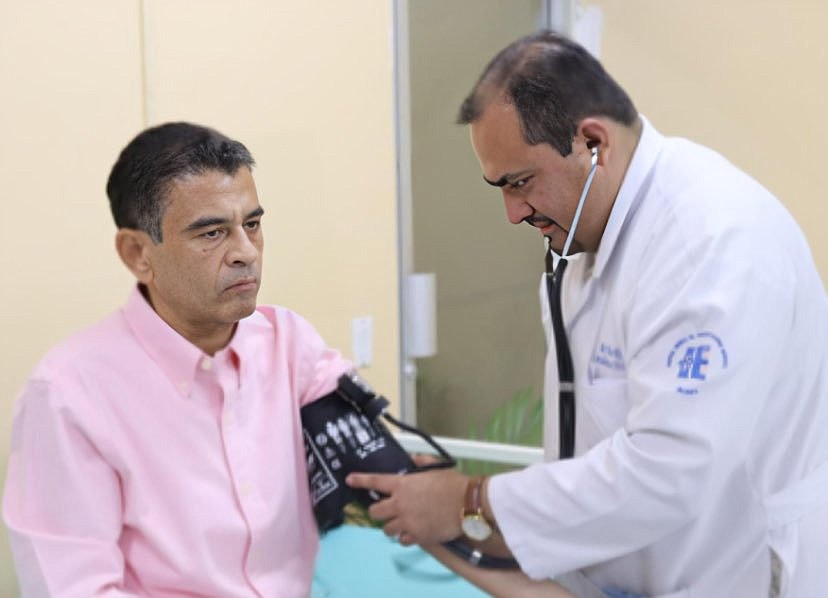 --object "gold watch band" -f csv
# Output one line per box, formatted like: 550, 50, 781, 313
463, 476, 483, 516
